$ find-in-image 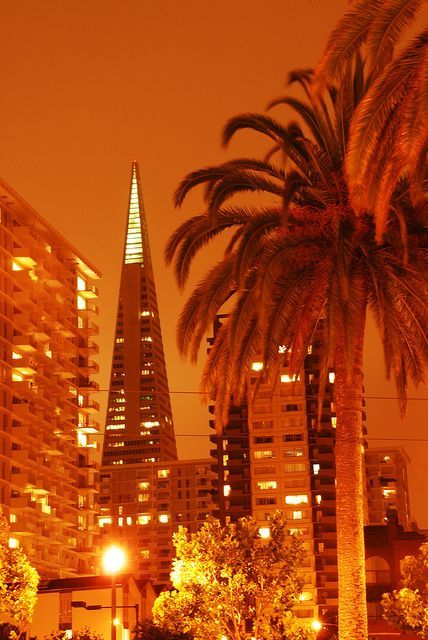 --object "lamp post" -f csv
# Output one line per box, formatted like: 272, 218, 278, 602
102, 545, 126, 640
